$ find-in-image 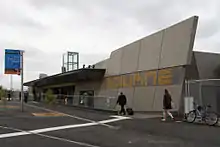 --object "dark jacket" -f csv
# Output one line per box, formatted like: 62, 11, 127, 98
163, 94, 172, 109
117, 94, 127, 106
